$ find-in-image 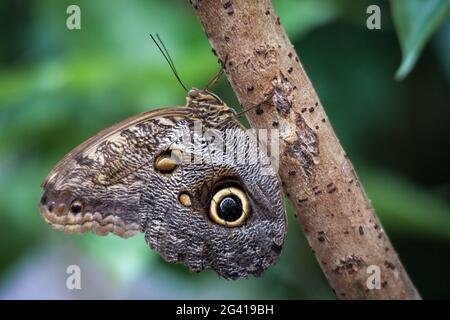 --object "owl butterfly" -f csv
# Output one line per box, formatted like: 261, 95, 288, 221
39, 88, 287, 279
